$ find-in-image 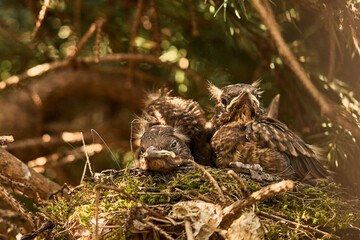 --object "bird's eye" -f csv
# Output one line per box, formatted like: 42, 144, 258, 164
221, 97, 227, 106
170, 141, 177, 148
